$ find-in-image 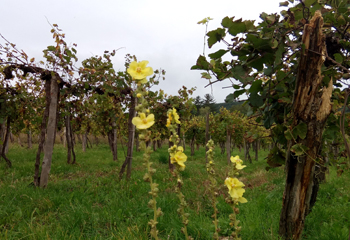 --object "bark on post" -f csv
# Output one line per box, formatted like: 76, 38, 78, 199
279, 11, 332, 239
34, 79, 51, 186
40, 75, 59, 188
